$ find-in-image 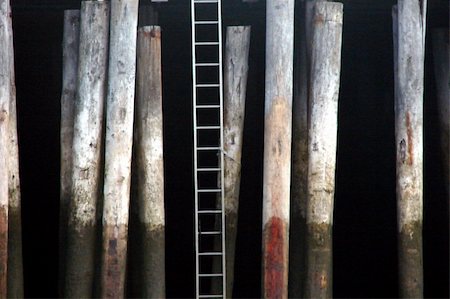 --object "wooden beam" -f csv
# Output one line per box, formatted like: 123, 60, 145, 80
133, 25, 166, 298
262, 1, 295, 298
59, 10, 80, 296
65, 1, 109, 297
393, 0, 427, 297
100, 0, 139, 297
304, 3, 343, 299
